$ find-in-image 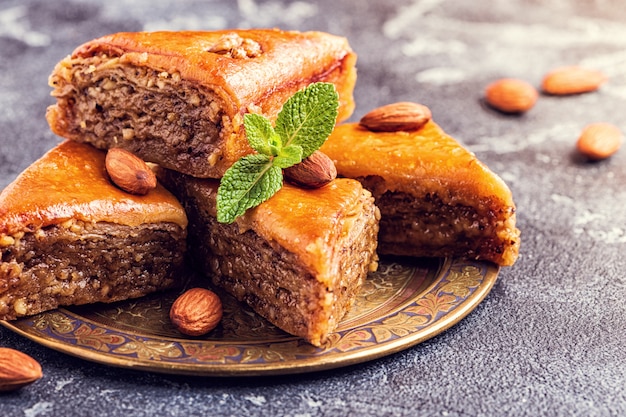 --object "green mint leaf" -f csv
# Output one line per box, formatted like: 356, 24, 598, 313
273, 144, 303, 169
216, 154, 283, 223
275, 82, 339, 158
244, 113, 281, 156
216, 82, 340, 223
